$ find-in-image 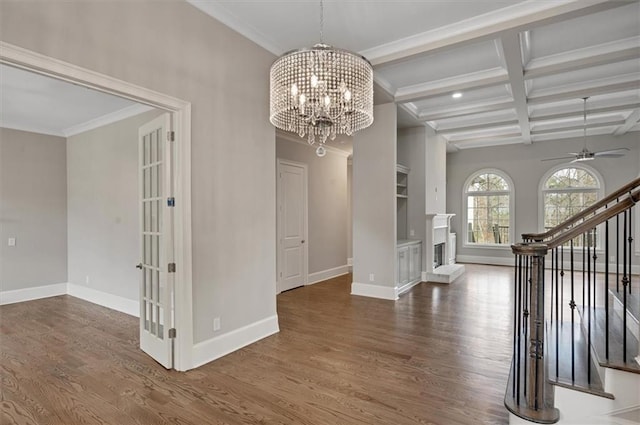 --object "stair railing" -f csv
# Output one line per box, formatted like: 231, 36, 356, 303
505, 180, 639, 424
